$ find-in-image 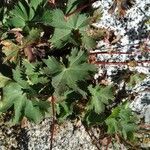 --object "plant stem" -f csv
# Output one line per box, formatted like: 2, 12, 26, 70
93, 61, 150, 66
90, 49, 150, 55
49, 95, 56, 150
